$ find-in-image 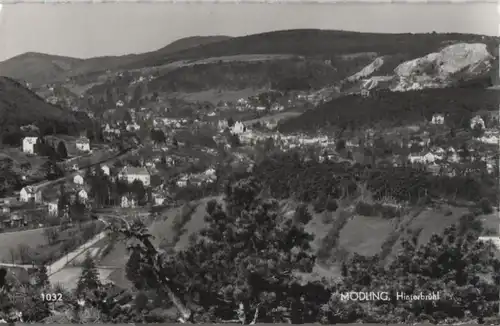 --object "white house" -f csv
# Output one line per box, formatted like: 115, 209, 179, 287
76, 137, 90, 152
423, 152, 436, 164
470, 115, 485, 130
231, 121, 246, 135
153, 194, 165, 206
22, 137, 38, 154
119, 167, 150, 186
431, 113, 445, 125
126, 123, 141, 132
176, 175, 188, 188
19, 186, 42, 203
77, 189, 88, 202
73, 174, 84, 185
121, 195, 136, 208
478, 135, 499, 145
116, 100, 124, 107
204, 168, 216, 178
218, 120, 229, 131
408, 154, 425, 164
101, 165, 110, 176
47, 201, 58, 216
